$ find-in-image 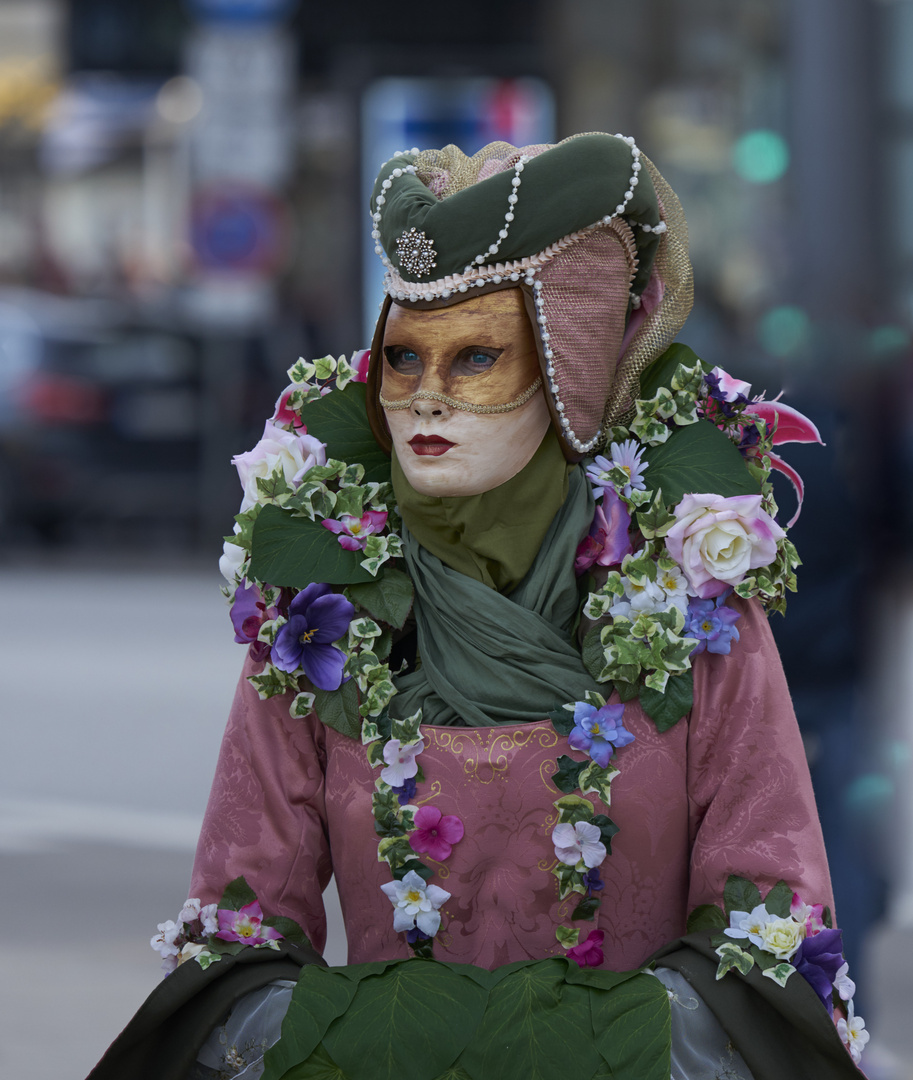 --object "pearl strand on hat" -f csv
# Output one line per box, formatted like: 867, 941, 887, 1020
530, 276, 602, 455
463, 154, 529, 274
370, 149, 420, 269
